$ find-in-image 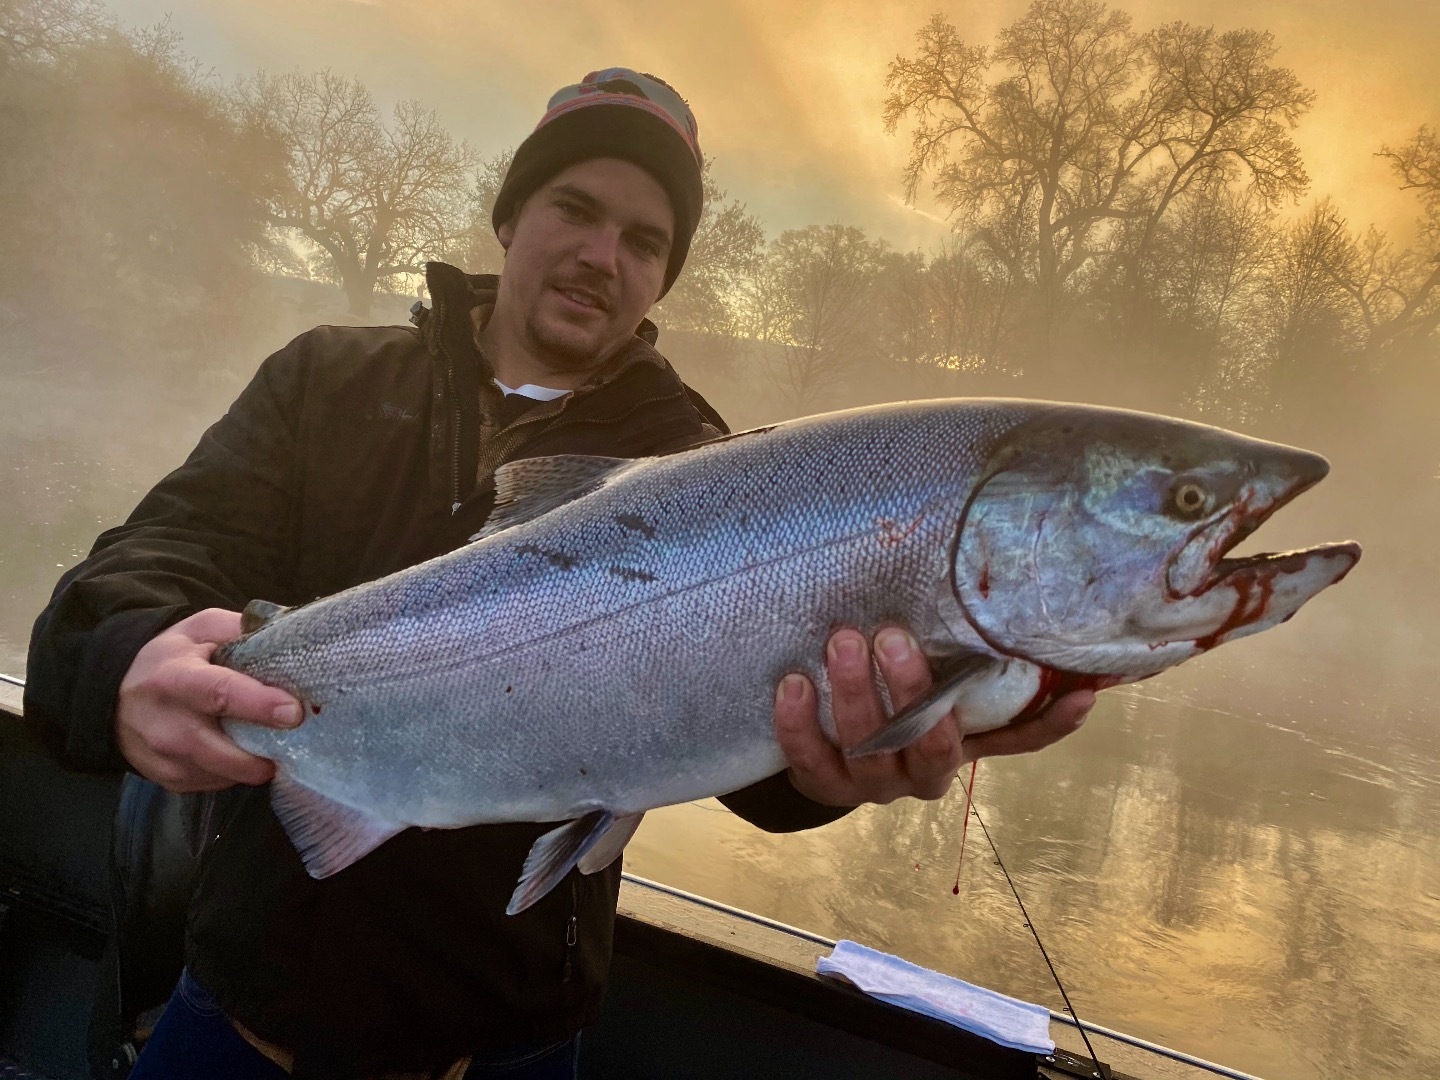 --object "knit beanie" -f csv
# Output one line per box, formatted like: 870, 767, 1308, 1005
491, 68, 704, 298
